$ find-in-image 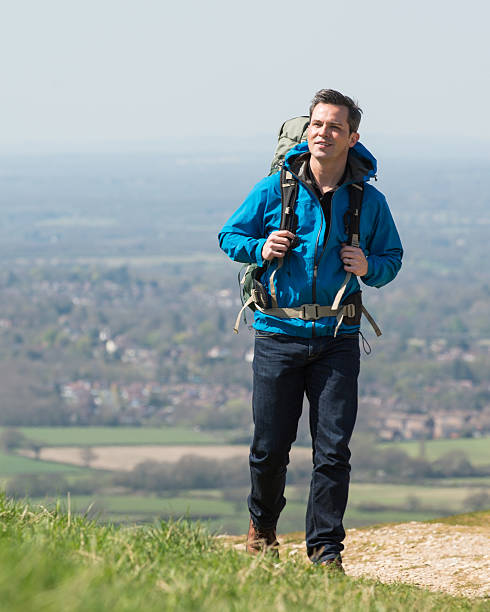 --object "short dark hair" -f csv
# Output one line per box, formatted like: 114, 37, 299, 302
309, 89, 362, 133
